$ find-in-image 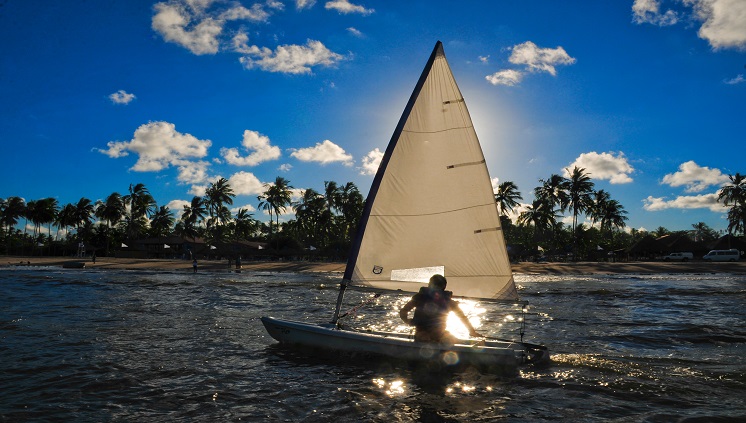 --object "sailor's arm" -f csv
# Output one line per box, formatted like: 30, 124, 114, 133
451, 302, 481, 337
399, 300, 415, 326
